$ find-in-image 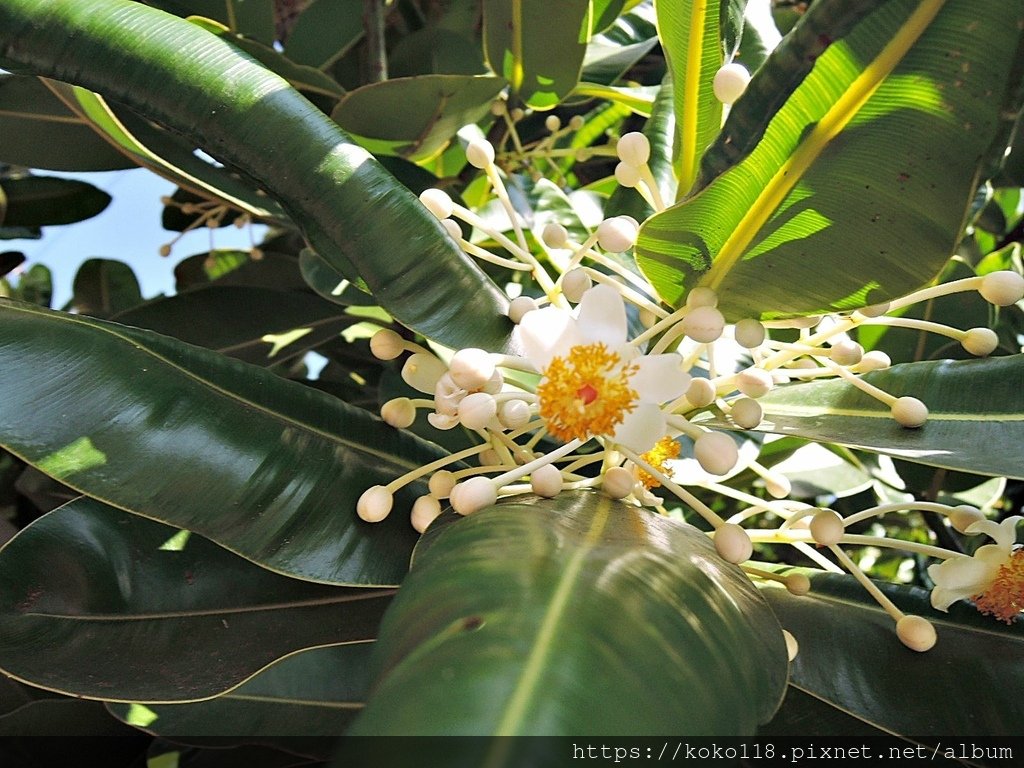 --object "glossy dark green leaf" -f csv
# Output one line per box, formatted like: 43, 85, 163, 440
69, 258, 143, 318
0, 696, 140, 737
350, 492, 787, 737
3, 263, 51, 307
331, 75, 506, 160
483, 0, 591, 110
0, 74, 135, 171
637, 0, 1024, 318
107, 644, 373, 756
284, 0, 365, 69
389, 28, 488, 78
703, 356, 1024, 480
0, 498, 393, 701
0, 300, 450, 585
111, 286, 355, 365
149, 0, 276, 44
0, 175, 110, 227
0, 0, 515, 352
760, 567, 1024, 736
